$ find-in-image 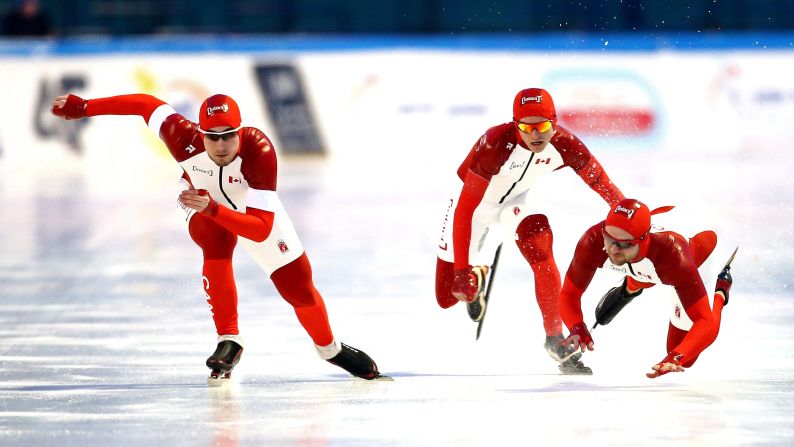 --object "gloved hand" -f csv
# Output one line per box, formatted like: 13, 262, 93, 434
646, 351, 686, 378
51, 94, 88, 120
562, 322, 594, 352
715, 266, 733, 305
178, 188, 219, 216
451, 267, 483, 303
